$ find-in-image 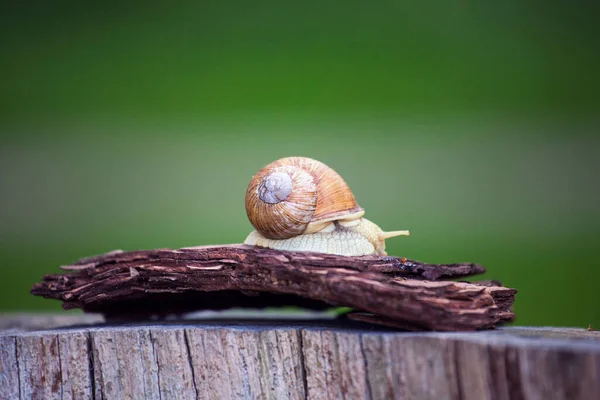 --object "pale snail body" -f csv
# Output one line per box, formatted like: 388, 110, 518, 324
244, 157, 409, 256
